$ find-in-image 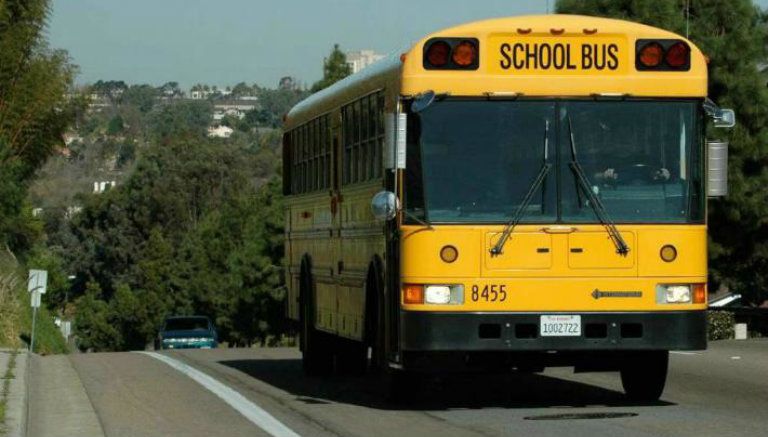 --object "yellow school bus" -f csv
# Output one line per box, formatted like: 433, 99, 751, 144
283, 15, 734, 400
